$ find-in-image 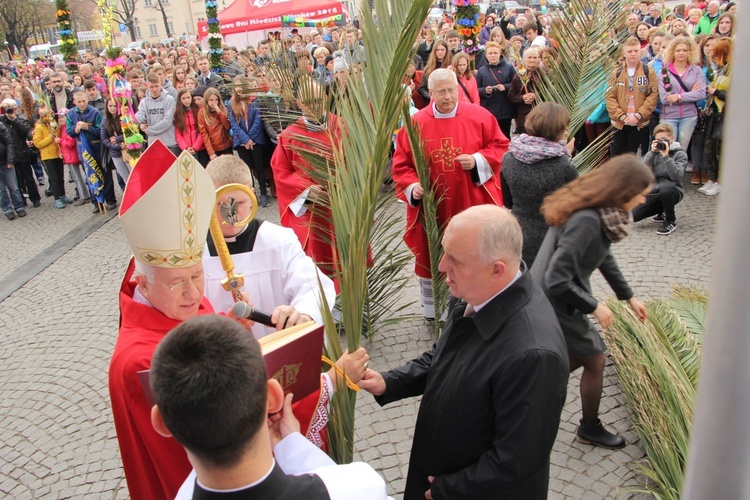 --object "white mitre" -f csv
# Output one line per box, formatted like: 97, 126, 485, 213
119, 140, 216, 268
